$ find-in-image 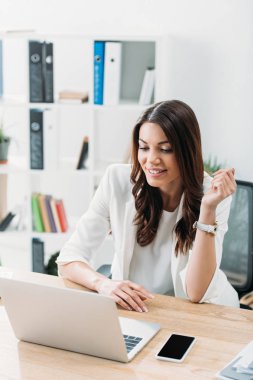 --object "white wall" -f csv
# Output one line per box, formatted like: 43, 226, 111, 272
1, 0, 252, 180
